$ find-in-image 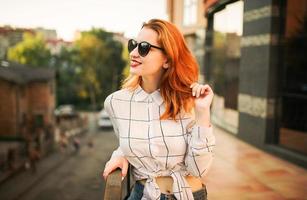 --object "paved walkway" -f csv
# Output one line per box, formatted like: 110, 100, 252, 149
206, 126, 307, 200
1, 123, 306, 200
